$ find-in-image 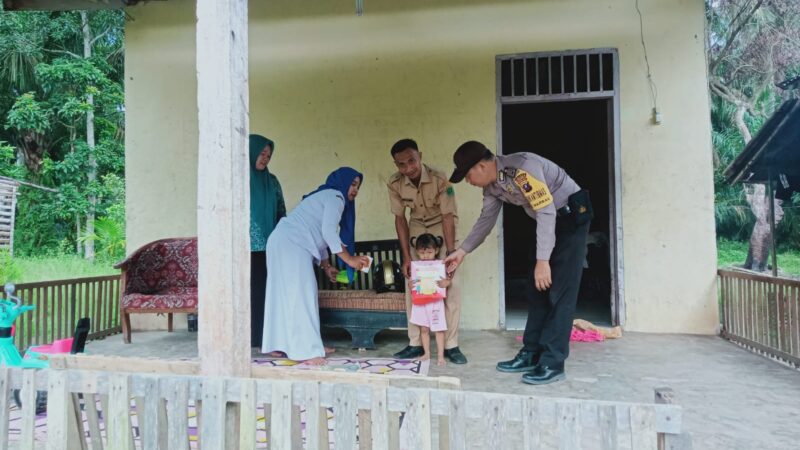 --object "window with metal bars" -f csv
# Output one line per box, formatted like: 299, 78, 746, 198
499, 51, 616, 98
